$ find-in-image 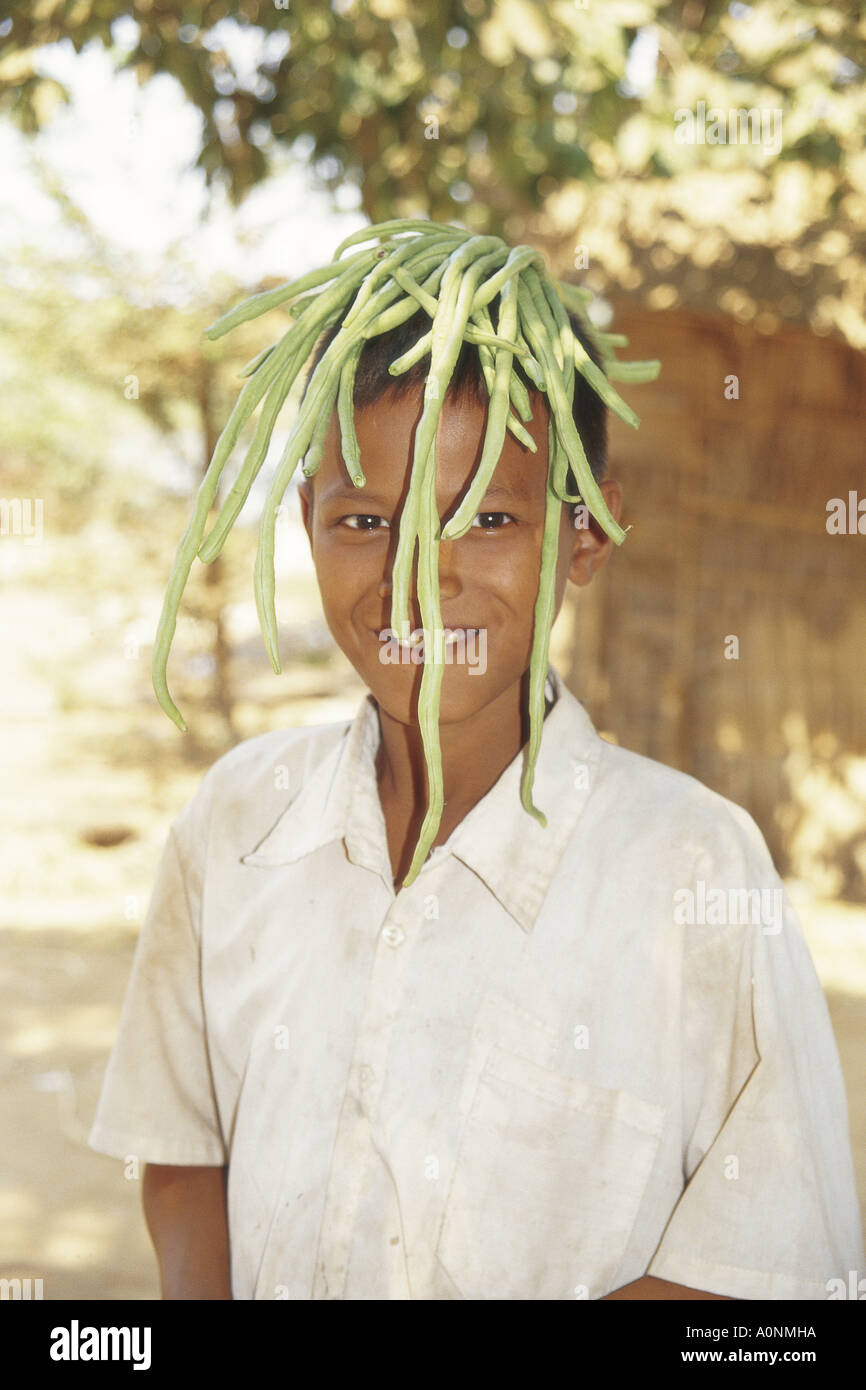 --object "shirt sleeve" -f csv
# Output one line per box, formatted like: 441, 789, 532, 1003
646, 802, 864, 1300
88, 783, 227, 1166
